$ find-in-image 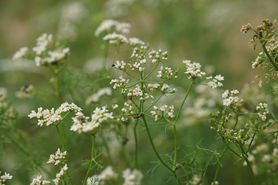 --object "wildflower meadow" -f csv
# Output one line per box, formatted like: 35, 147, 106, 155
0, 1, 277, 185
